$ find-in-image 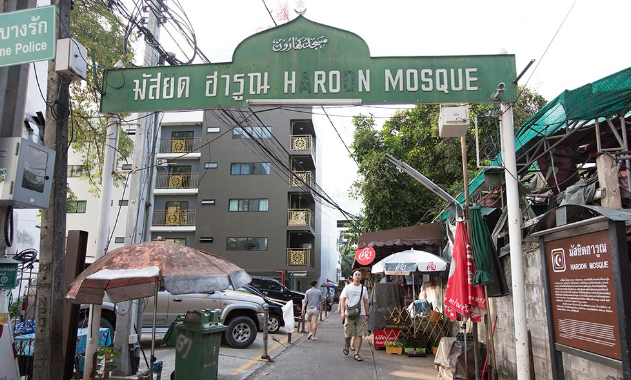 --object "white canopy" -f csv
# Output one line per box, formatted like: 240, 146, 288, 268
371, 249, 448, 274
